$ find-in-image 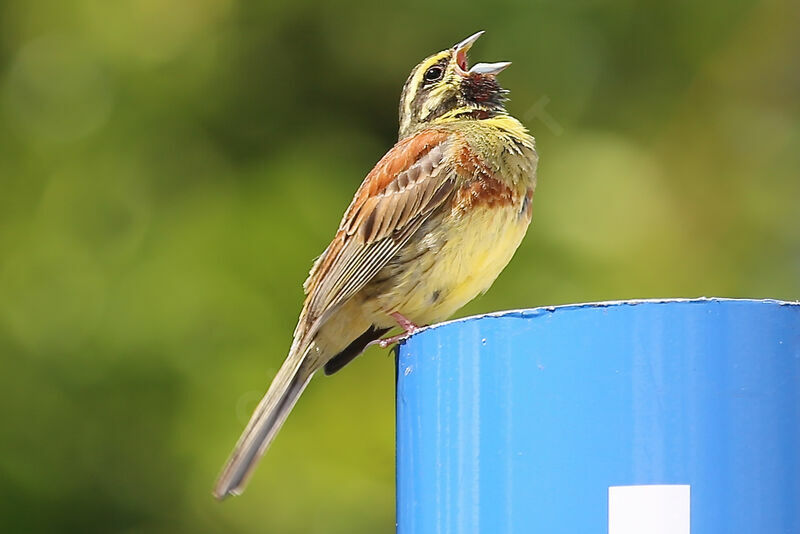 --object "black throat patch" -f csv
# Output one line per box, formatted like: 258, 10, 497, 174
461, 74, 506, 108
